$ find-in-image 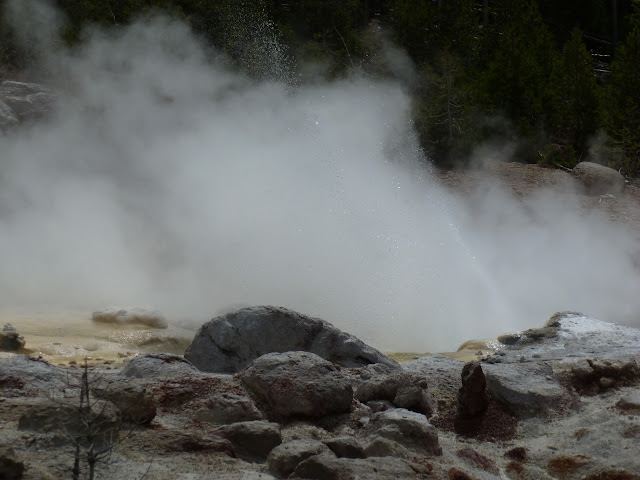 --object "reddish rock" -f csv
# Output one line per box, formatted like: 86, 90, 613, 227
454, 361, 488, 433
